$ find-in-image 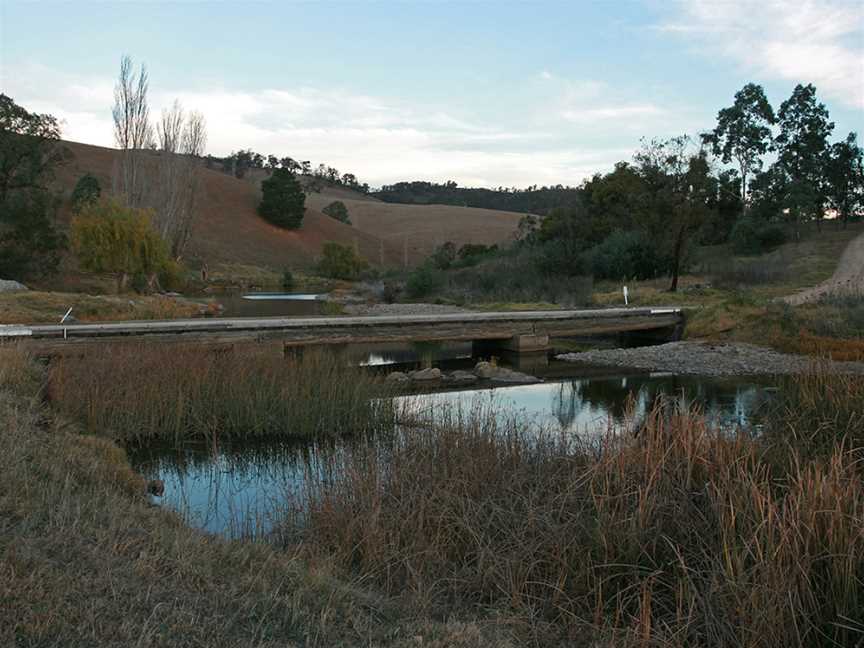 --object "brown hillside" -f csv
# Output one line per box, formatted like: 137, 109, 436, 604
55, 141, 522, 269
